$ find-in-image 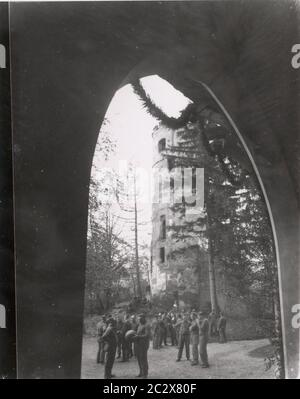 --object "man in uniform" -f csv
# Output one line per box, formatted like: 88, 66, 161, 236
176, 313, 190, 361
199, 311, 209, 368
164, 313, 172, 345
116, 312, 124, 359
134, 313, 151, 378
159, 313, 168, 347
157, 314, 164, 348
151, 314, 160, 349
189, 312, 200, 365
130, 314, 138, 357
101, 317, 117, 379
96, 315, 107, 364
174, 314, 183, 346
121, 313, 132, 362
169, 313, 177, 346
217, 312, 227, 343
